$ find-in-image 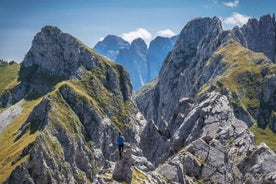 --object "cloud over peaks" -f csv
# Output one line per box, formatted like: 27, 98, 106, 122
223, 0, 239, 7
223, 12, 250, 28
121, 28, 152, 45
156, 29, 176, 38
